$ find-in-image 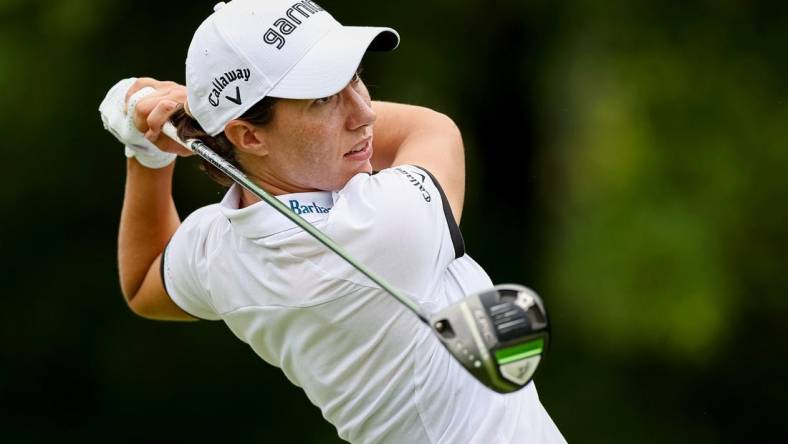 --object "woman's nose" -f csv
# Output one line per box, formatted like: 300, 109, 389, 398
344, 85, 376, 130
